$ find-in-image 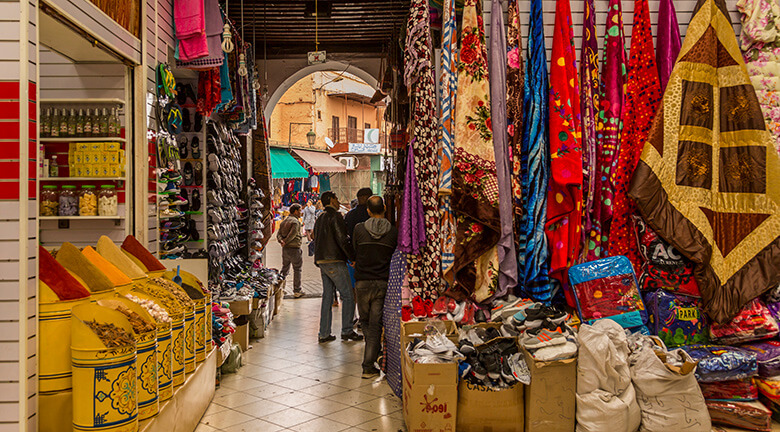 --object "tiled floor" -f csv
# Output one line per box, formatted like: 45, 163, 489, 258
265, 241, 324, 297
198, 297, 406, 432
